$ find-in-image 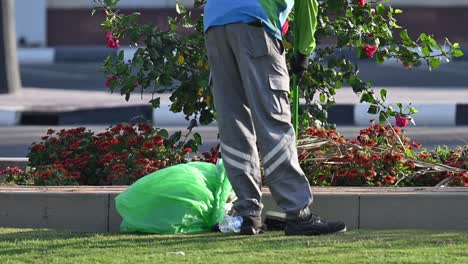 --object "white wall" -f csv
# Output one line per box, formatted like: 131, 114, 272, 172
15, 0, 47, 46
